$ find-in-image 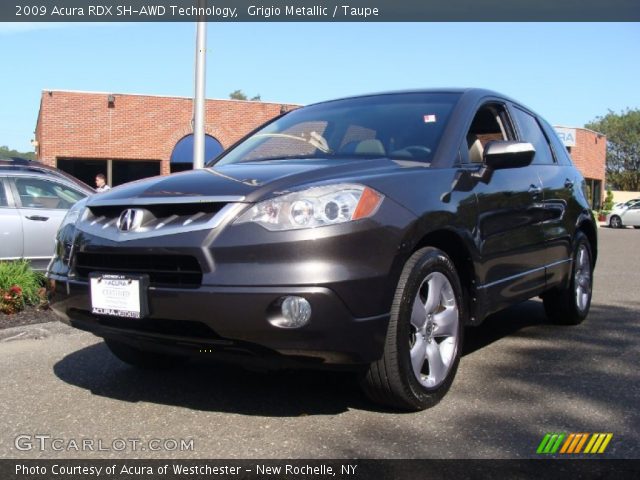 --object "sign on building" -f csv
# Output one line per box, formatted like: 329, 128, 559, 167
554, 127, 577, 147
